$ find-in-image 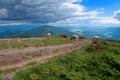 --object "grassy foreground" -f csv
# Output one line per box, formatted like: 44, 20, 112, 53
12, 40, 120, 80
0, 37, 71, 50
